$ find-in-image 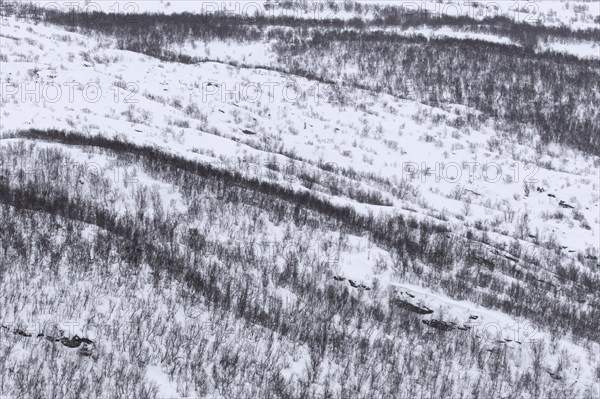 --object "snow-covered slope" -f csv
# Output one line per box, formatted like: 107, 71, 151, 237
5, 0, 600, 59
0, 7, 599, 399
2, 16, 598, 252
7, 0, 598, 29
